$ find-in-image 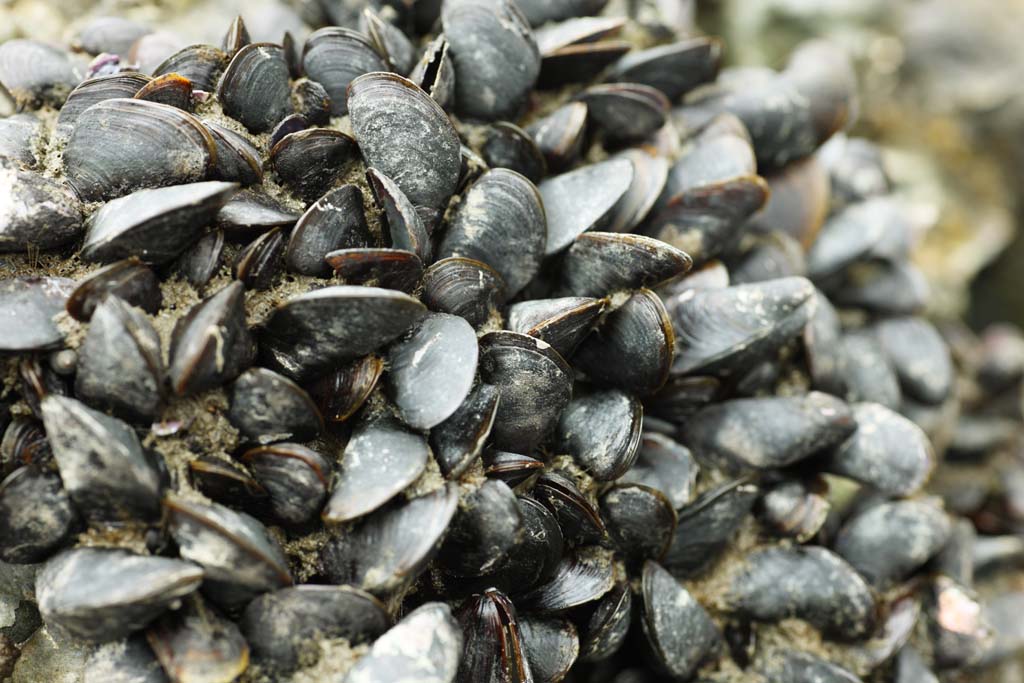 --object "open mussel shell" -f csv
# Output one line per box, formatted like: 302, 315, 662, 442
153, 44, 228, 92
0, 163, 83, 253
204, 121, 263, 186
75, 295, 164, 423
682, 392, 854, 472
64, 99, 216, 202
438, 168, 546, 297
620, 432, 699, 510
0, 466, 75, 564
442, 0, 540, 121
241, 443, 330, 525
145, 596, 249, 683
271, 128, 358, 202
188, 455, 268, 516
56, 72, 152, 133
240, 585, 388, 674
164, 494, 292, 609
820, 402, 935, 497
439, 479, 523, 577
456, 588, 531, 683
526, 102, 588, 172
217, 42, 292, 133
325, 248, 425, 293
284, 184, 371, 278
479, 331, 573, 453
671, 276, 815, 377
66, 258, 161, 322
541, 158, 634, 255
259, 286, 426, 380
387, 313, 478, 430
521, 548, 616, 613
348, 71, 462, 229
168, 281, 255, 395
82, 181, 238, 264
0, 277, 75, 352
320, 484, 459, 595
530, 471, 606, 546
41, 395, 162, 522
606, 37, 721, 101
367, 167, 431, 262
600, 484, 677, 562
871, 316, 953, 406
574, 289, 675, 396
558, 389, 642, 481
559, 232, 692, 298
302, 27, 386, 116
431, 384, 500, 479
227, 367, 323, 445
37, 547, 203, 643
577, 83, 669, 145
0, 39, 81, 109
723, 546, 876, 639
482, 122, 546, 184
134, 72, 192, 111
834, 499, 952, 588
409, 35, 455, 111
508, 296, 606, 359
662, 479, 757, 577
641, 561, 720, 680
233, 226, 285, 290
345, 602, 462, 683
322, 416, 428, 524
422, 256, 506, 328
